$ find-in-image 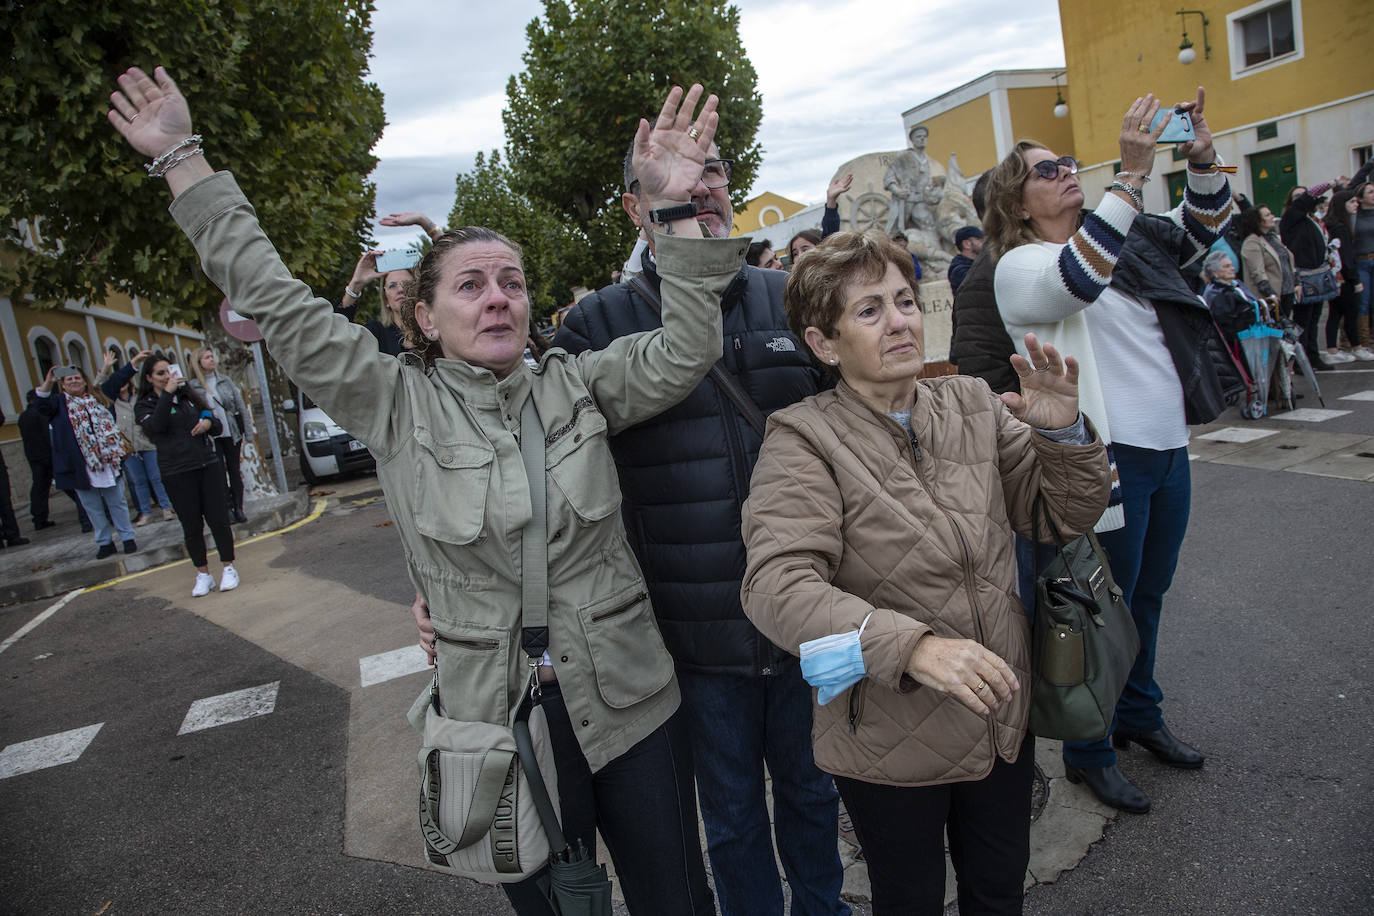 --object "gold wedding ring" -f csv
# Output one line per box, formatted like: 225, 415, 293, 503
687, 126, 701, 140
1138, 122, 1151, 133
976, 681, 988, 693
